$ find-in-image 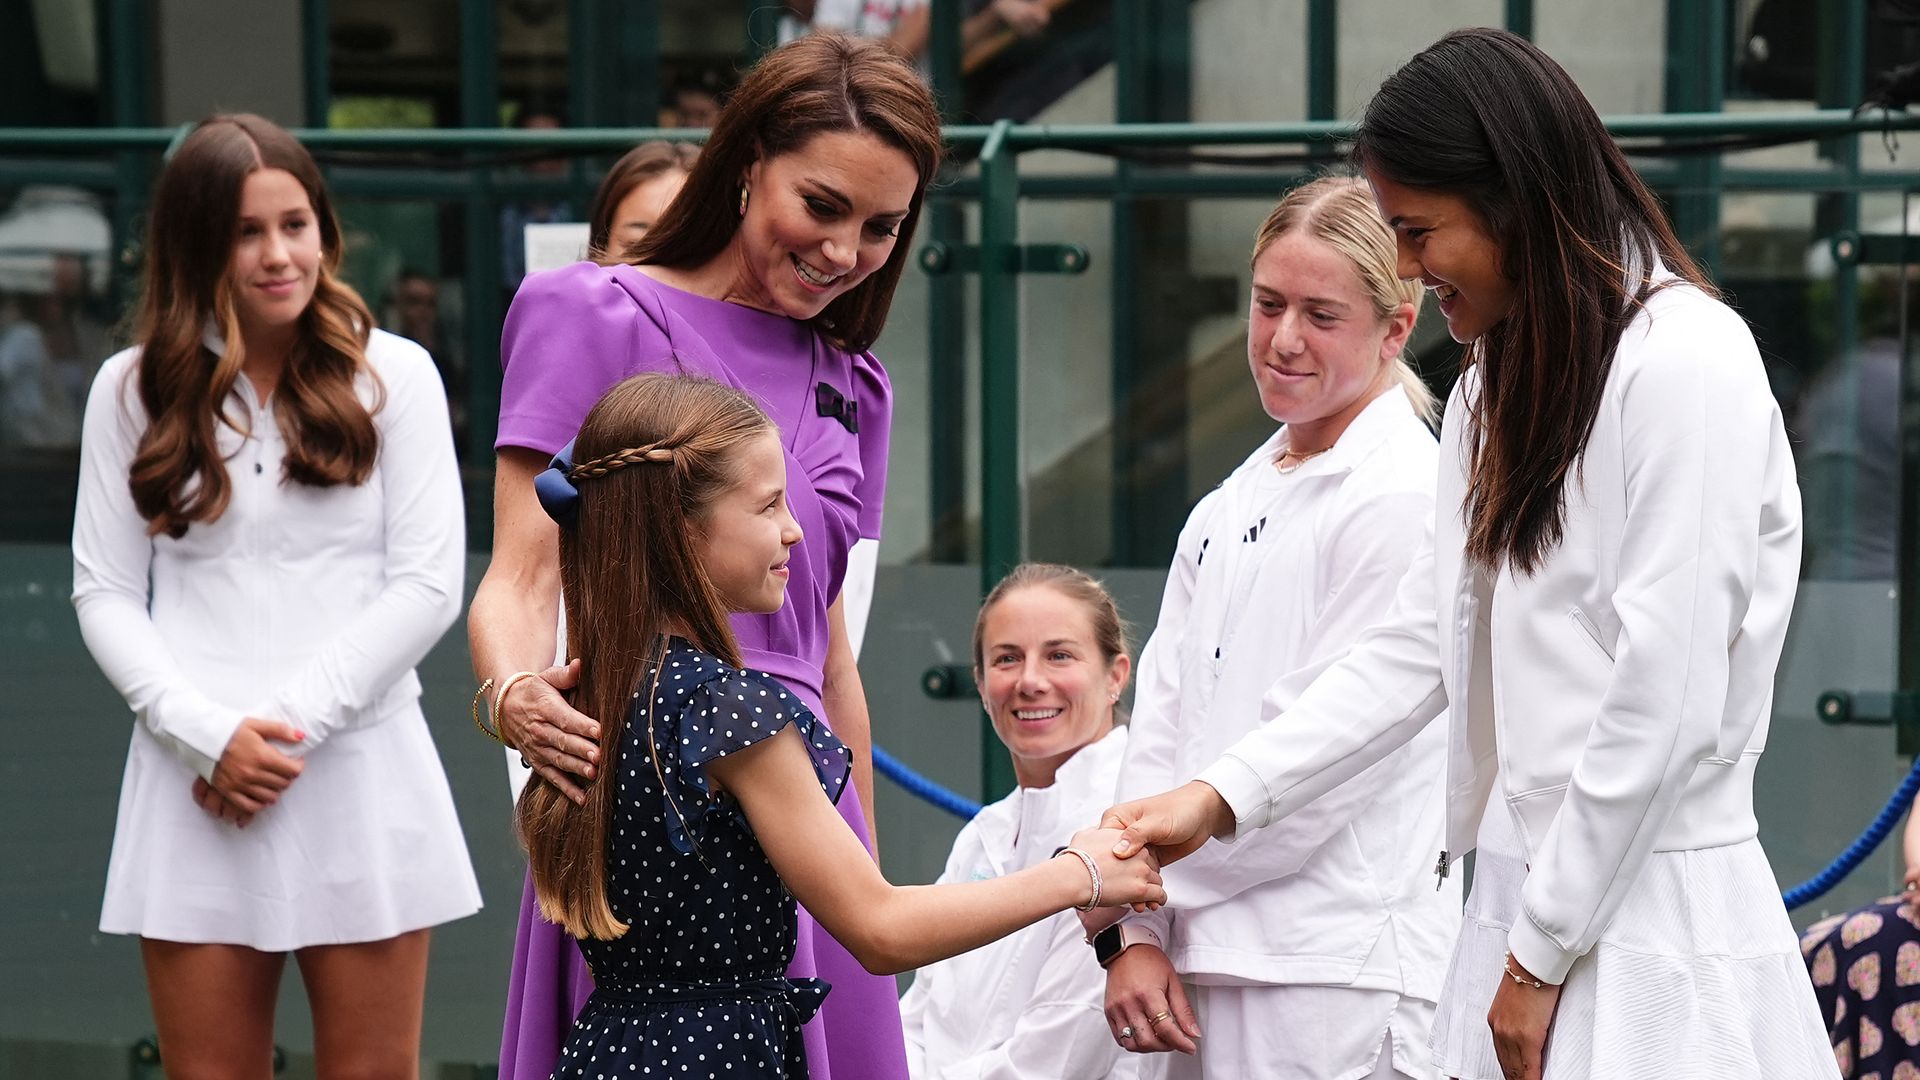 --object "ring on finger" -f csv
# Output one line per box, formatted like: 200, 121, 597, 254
1148, 1010, 1173, 1026
1119, 1025, 1134, 1040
